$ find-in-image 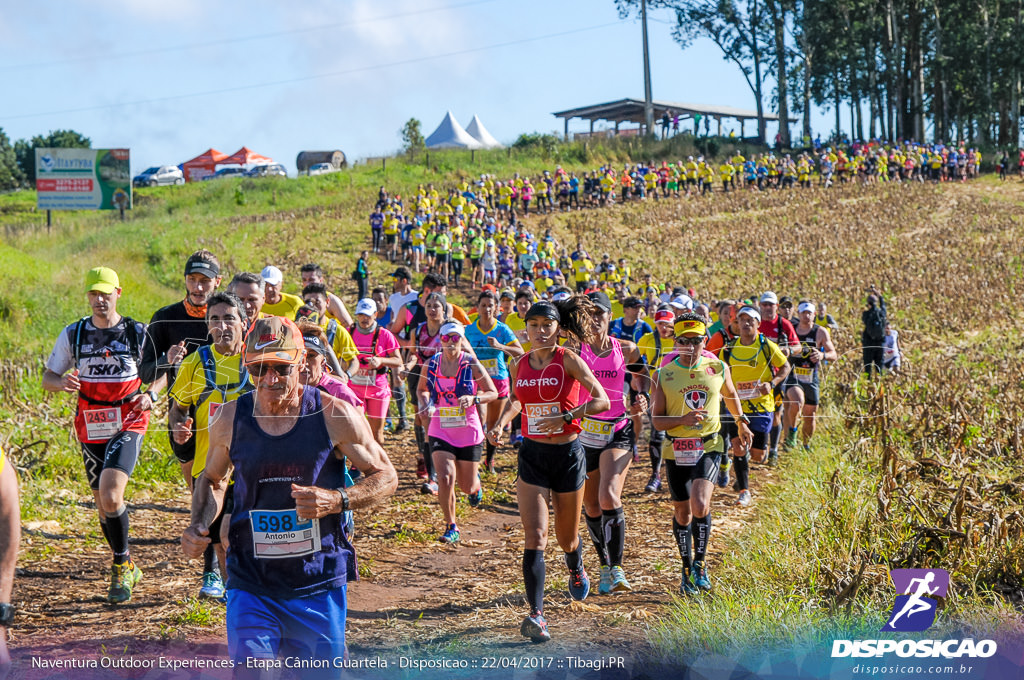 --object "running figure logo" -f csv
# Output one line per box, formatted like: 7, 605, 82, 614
882, 568, 949, 632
